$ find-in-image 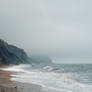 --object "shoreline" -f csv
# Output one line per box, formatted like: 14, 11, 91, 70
0, 66, 43, 92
